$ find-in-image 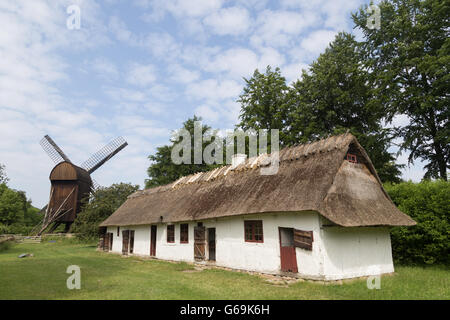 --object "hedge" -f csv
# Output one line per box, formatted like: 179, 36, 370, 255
384, 180, 449, 265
